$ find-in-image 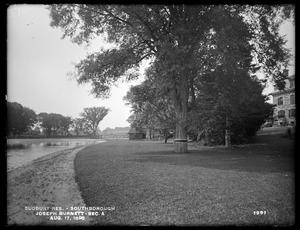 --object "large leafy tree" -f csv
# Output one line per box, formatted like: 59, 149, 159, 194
71, 118, 85, 136
59, 116, 72, 136
48, 4, 293, 152
124, 78, 176, 142
80, 106, 110, 136
124, 79, 175, 128
189, 70, 274, 146
185, 12, 267, 146
37, 113, 52, 136
38, 112, 72, 136
7, 101, 37, 137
